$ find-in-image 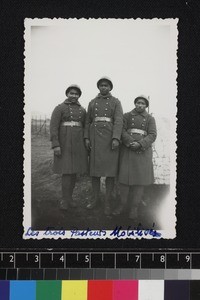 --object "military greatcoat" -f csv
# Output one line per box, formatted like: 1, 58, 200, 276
118, 109, 157, 185
84, 93, 123, 177
50, 99, 88, 175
